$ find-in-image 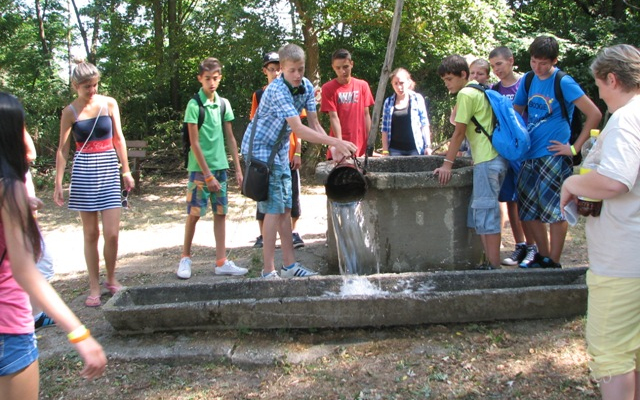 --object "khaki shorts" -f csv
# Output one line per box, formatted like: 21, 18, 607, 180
586, 270, 640, 380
